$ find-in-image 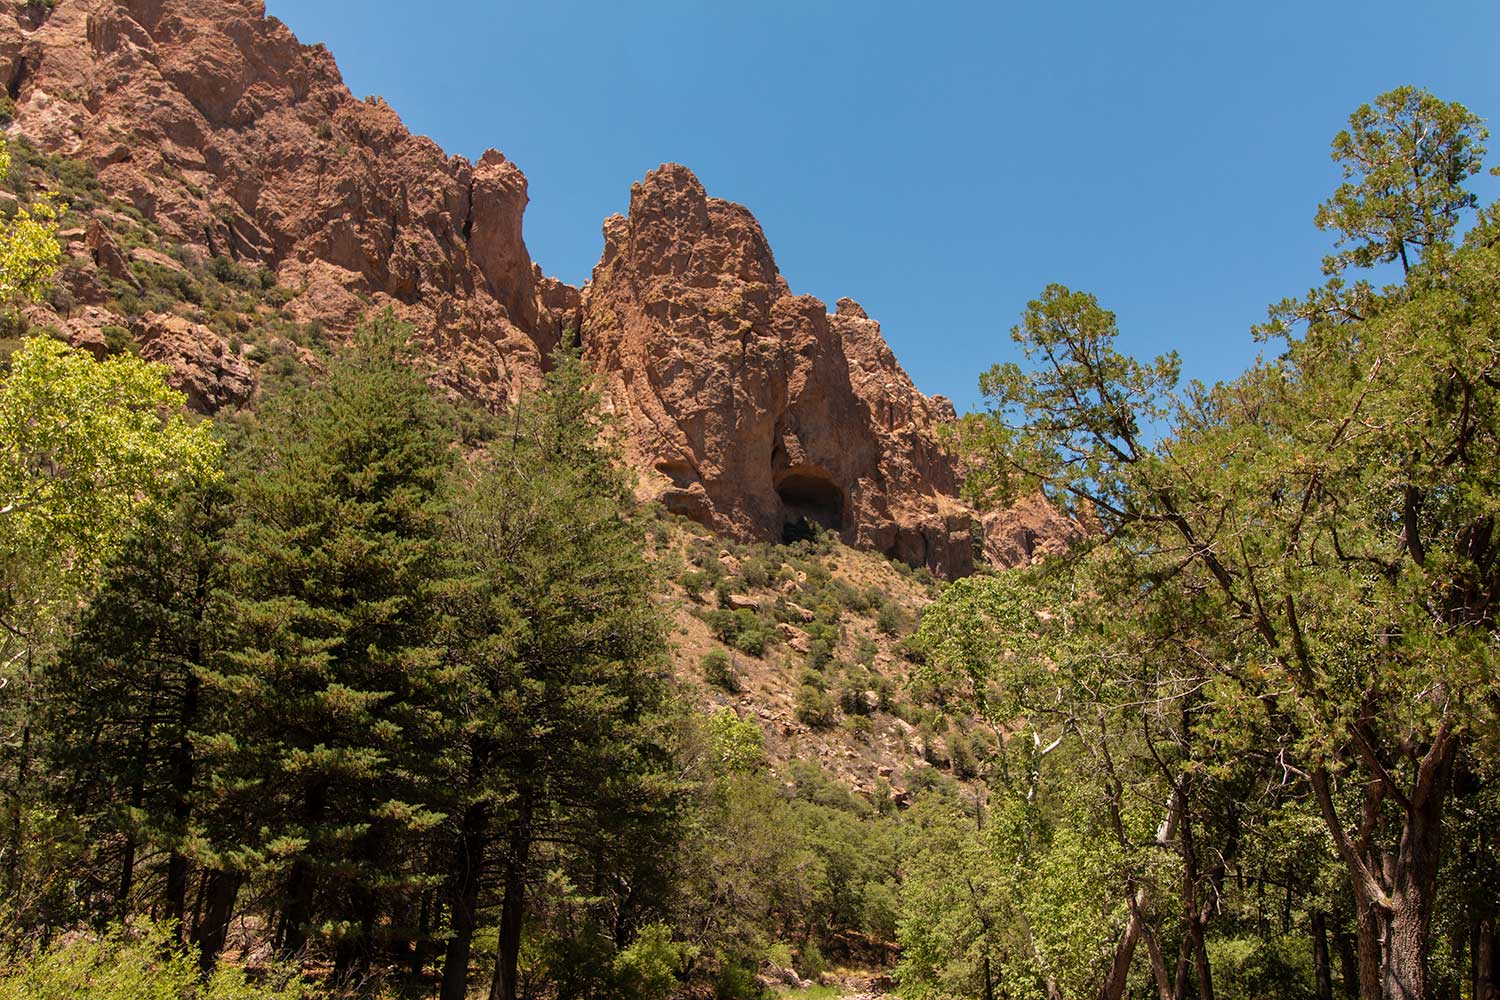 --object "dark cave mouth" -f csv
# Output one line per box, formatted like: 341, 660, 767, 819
777, 470, 845, 541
